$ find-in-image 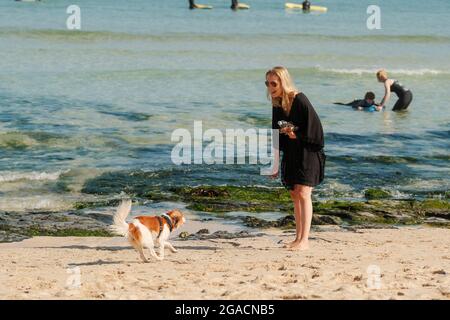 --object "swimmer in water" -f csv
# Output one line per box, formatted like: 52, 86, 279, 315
188, 0, 197, 9
231, 0, 239, 10
376, 69, 413, 111
334, 91, 379, 111
302, 0, 311, 12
